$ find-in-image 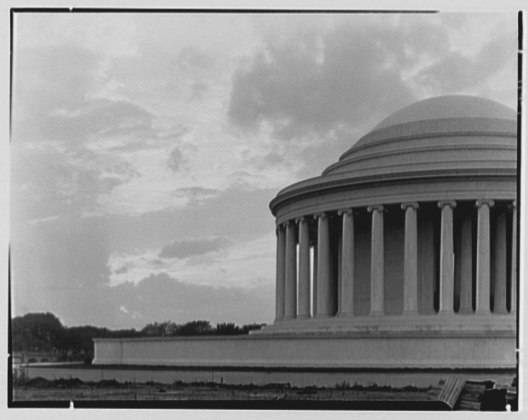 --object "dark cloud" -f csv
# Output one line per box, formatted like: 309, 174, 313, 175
475, 34, 517, 79
159, 237, 229, 259
416, 33, 516, 93
167, 147, 185, 172
255, 151, 284, 170
184, 253, 221, 267
114, 265, 129, 275
295, 127, 364, 178
228, 24, 417, 139
228, 21, 515, 141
